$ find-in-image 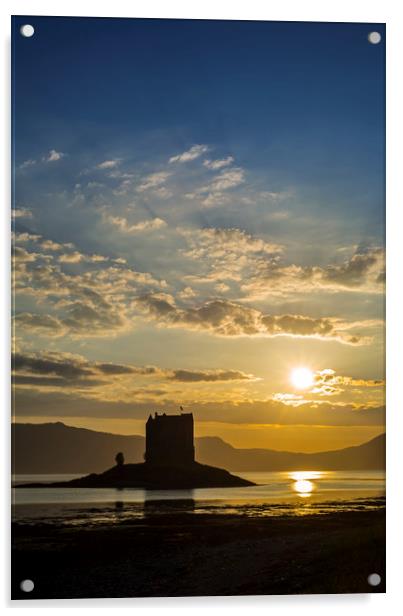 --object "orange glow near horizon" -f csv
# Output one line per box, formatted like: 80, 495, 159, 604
12, 417, 385, 453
